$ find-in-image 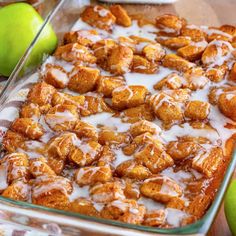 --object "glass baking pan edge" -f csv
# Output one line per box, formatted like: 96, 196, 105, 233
0, 0, 235, 235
